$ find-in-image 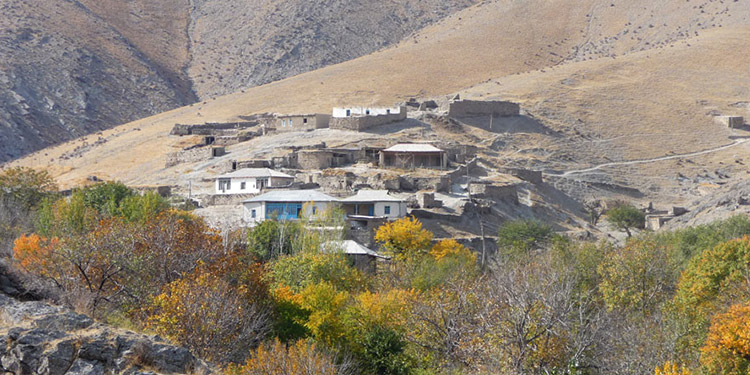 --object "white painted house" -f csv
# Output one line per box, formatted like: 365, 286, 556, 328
332, 106, 404, 118
215, 168, 294, 195
341, 190, 407, 219
242, 190, 339, 224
